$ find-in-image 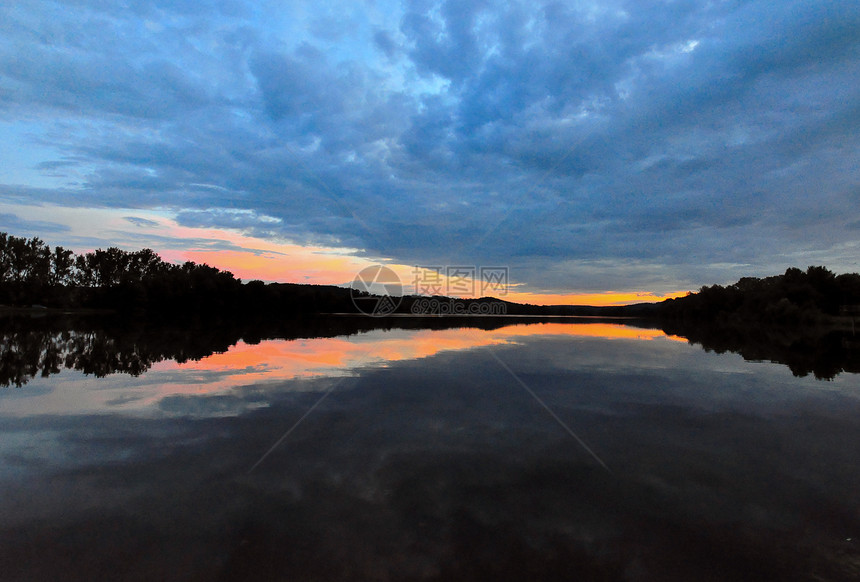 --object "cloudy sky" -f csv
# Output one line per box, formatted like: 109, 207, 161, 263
1, 0, 858, 303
